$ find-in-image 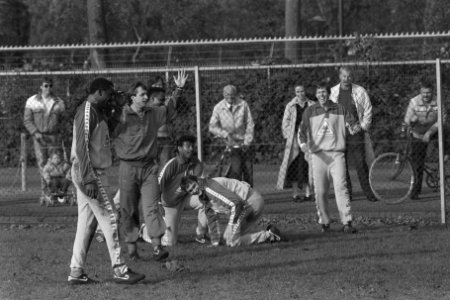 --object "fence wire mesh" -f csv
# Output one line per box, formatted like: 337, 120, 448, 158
0, 61, 448, 222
